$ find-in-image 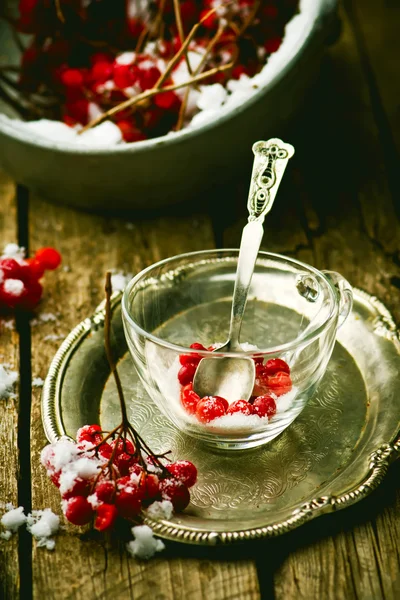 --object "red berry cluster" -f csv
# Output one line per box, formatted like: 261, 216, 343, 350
178, 343, 293, 423
0, 246, 61, 312
15, 0, 299, 141
41, 424, 197, 531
